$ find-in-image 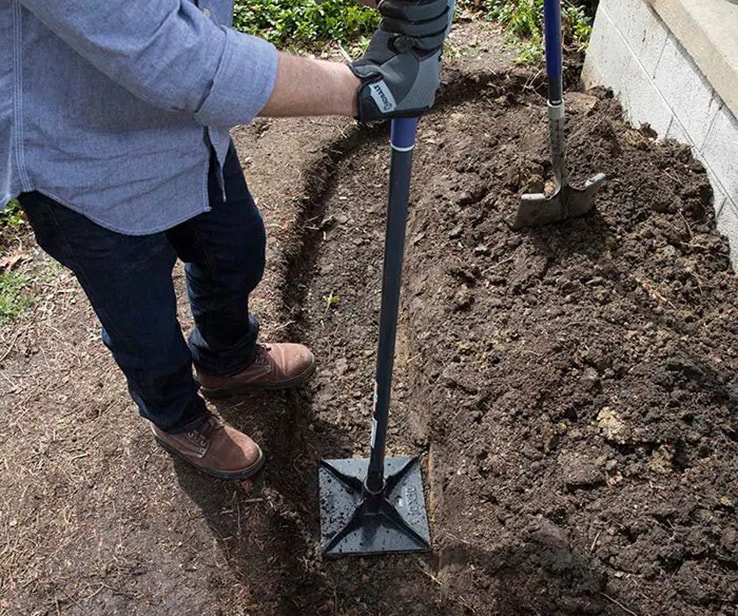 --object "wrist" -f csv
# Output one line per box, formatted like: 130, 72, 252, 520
342, 64, 362, 117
